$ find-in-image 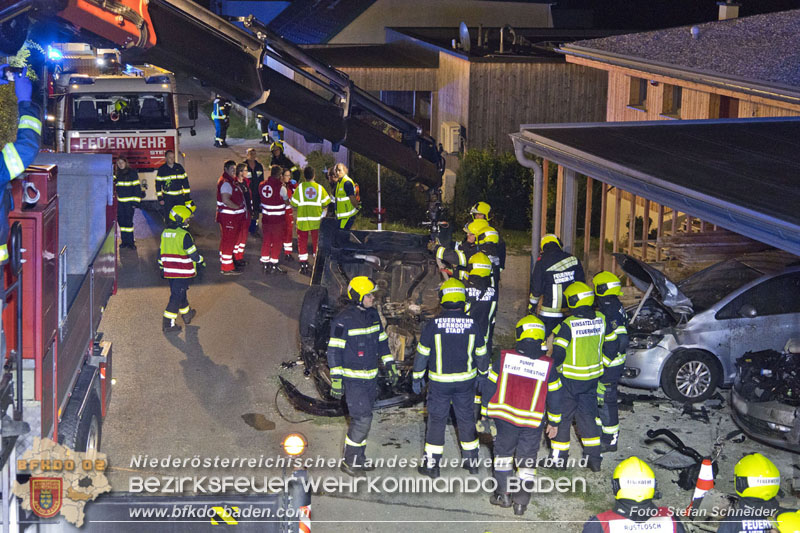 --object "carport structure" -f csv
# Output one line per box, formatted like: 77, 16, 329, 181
510, 117, 800, 275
